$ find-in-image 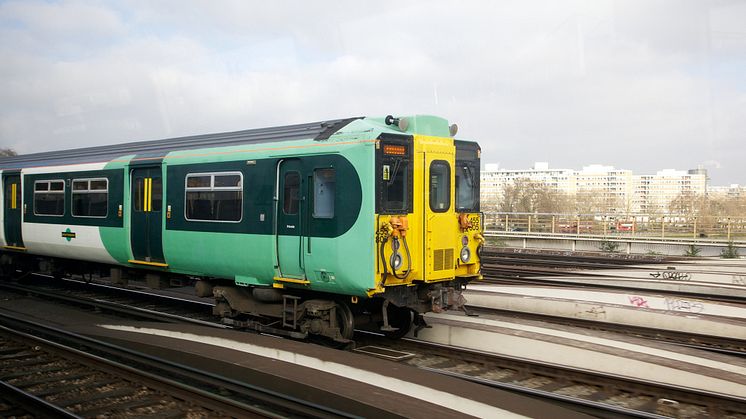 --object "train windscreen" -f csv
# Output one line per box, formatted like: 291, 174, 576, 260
455, 140, 480, 212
